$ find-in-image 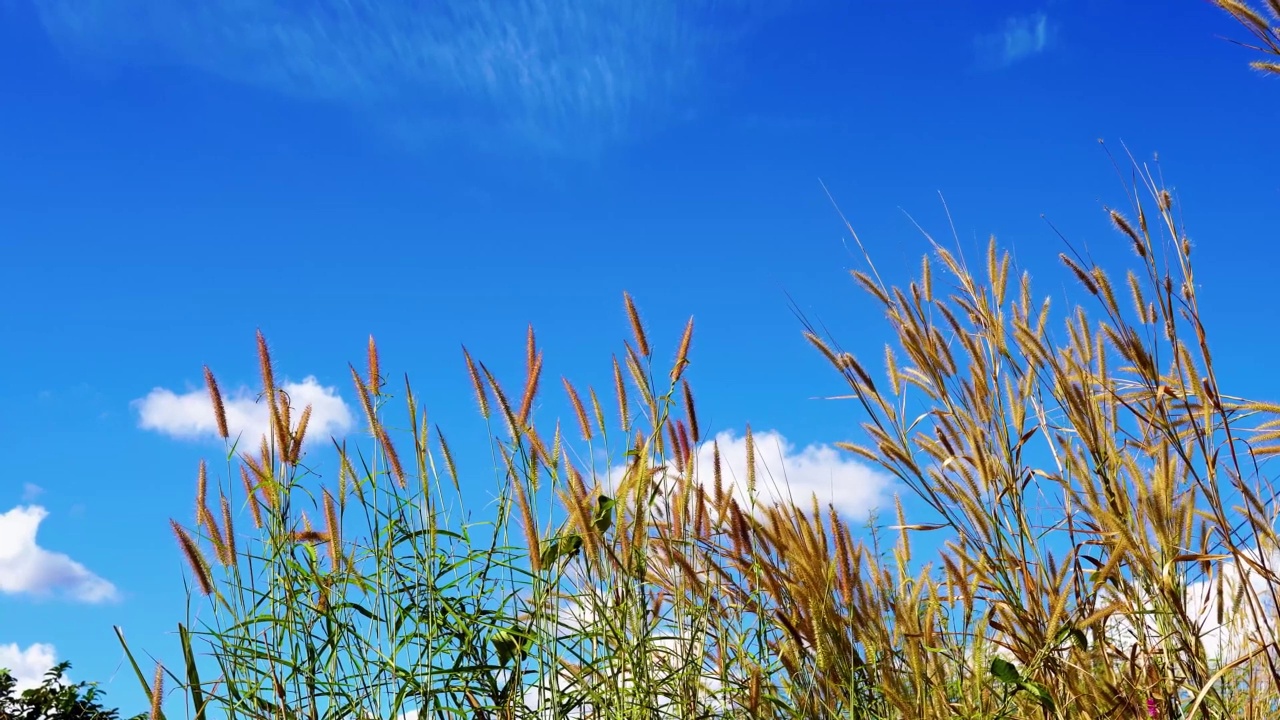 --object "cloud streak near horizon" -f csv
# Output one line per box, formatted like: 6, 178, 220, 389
28, 0, 777, 152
